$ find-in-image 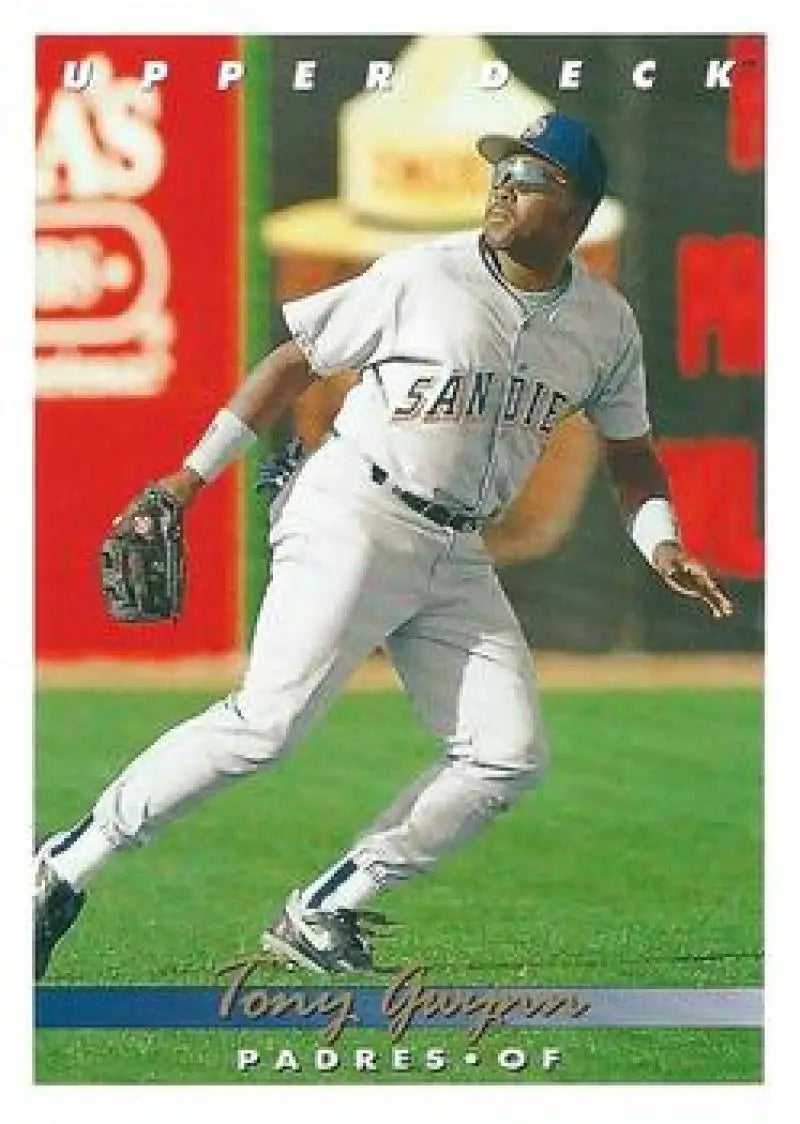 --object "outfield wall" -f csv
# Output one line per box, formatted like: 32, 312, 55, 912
34, 34, 764, 668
